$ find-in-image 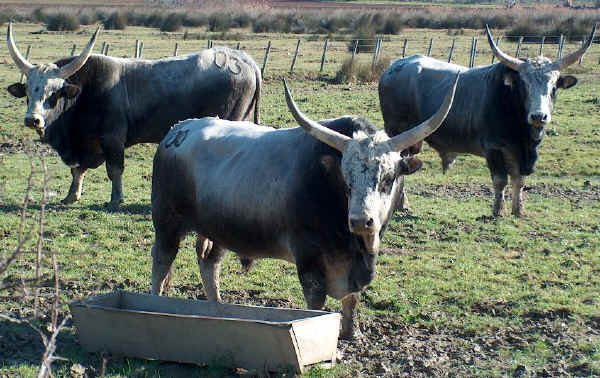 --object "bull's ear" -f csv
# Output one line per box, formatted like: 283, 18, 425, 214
398, 157, 423, 176
557, 75, 577, 89
7, 83, 27, 98
62, 84, 81, 99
